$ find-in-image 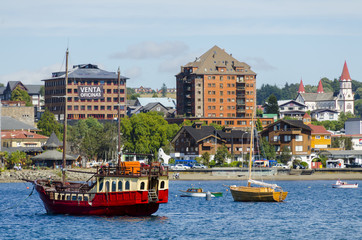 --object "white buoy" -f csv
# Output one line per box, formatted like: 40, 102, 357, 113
206, 191, 212, 201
